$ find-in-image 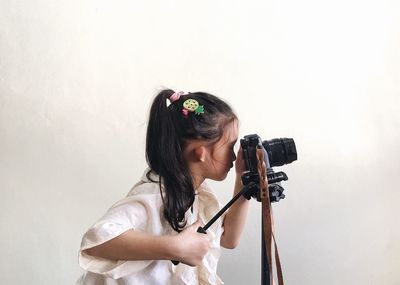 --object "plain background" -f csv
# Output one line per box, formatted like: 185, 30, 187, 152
1, 0, 399, 284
